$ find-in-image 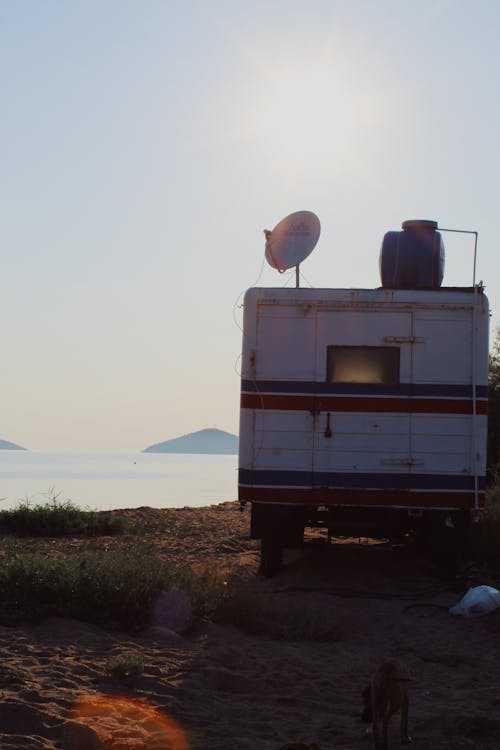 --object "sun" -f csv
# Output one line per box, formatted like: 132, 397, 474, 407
245, 59, 374, 170
268, 70, 358, 153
